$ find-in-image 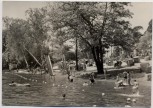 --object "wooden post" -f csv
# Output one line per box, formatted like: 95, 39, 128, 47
75, 36, 79, 71
45, 55, 55, 81
24, 46, 42, 66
